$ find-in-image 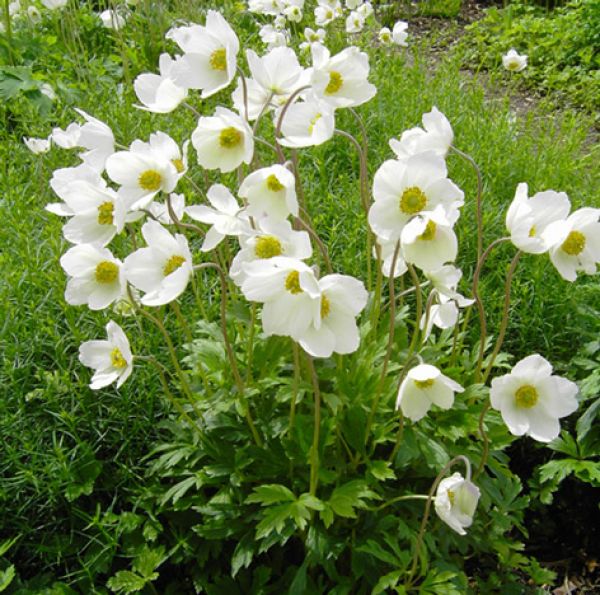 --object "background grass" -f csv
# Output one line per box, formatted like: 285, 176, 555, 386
1, 0, 598, 586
